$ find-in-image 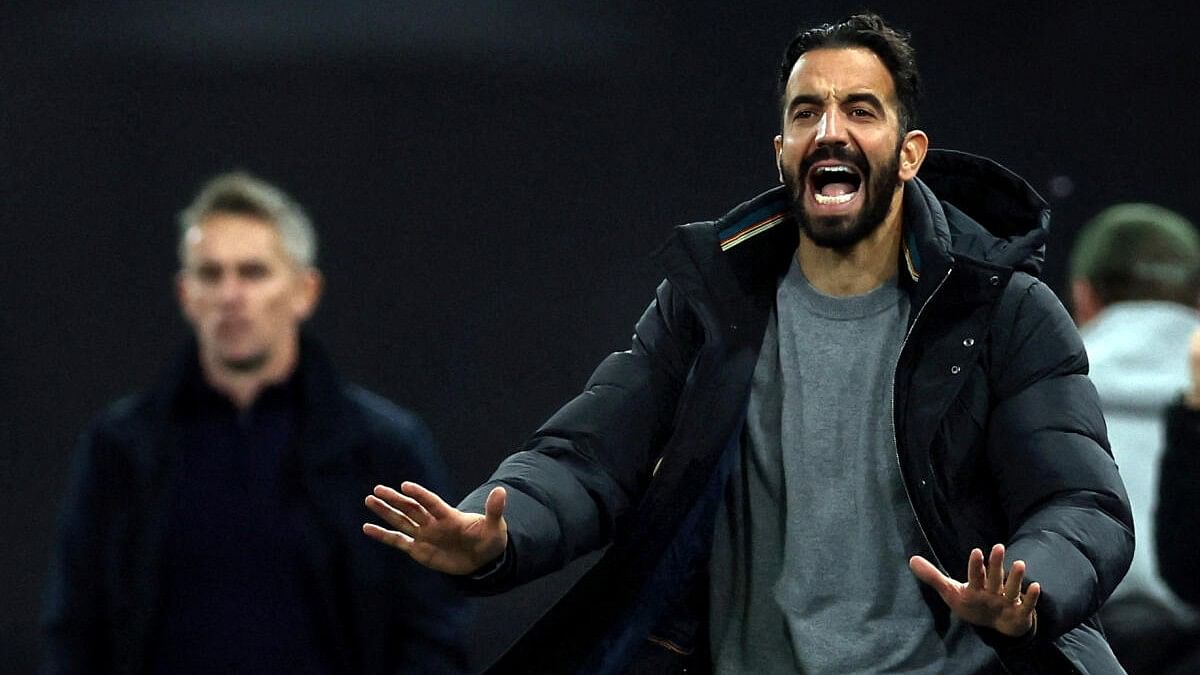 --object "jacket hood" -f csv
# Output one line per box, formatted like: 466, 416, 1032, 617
655, 149, 1052, 315
912, 149, 1050, 276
